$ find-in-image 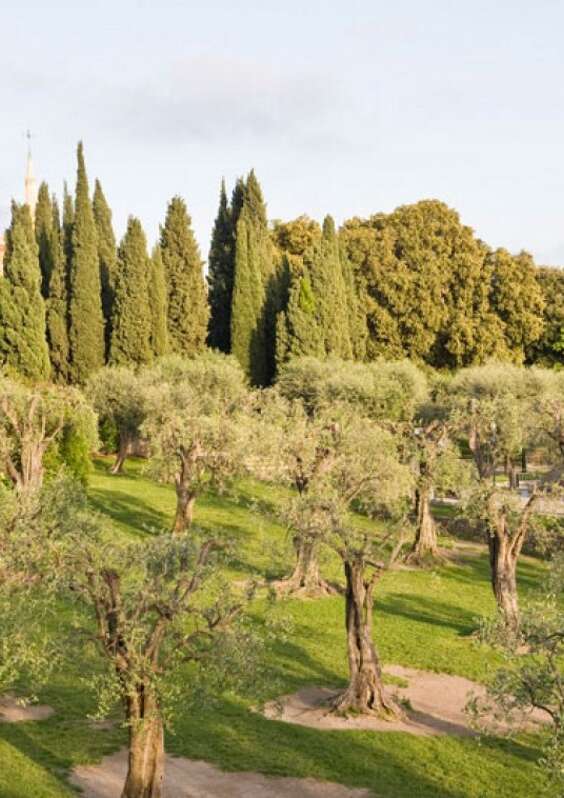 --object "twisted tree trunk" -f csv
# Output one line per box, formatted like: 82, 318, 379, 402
333, 560, 401, 718
122, 689, 164, 798
111, 430, 132, 475
488, 532, 519, 632
172, 483, 196, 535
408, 486, 439, 563
275, 536, 336, 596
